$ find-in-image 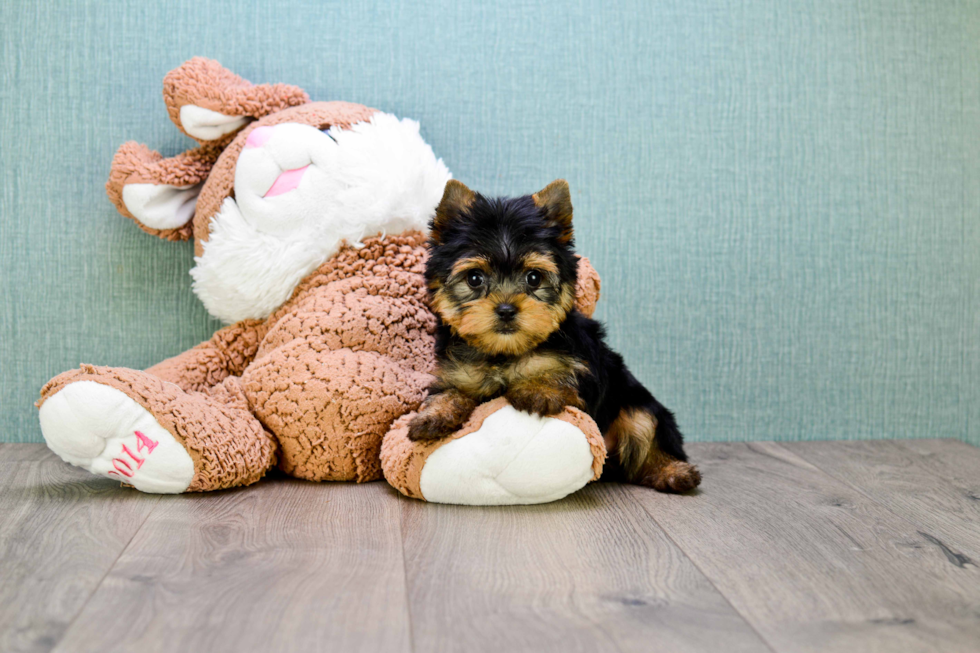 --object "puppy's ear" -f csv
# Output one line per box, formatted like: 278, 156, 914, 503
532, 179, 574, 244
431, 179, 476, 243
